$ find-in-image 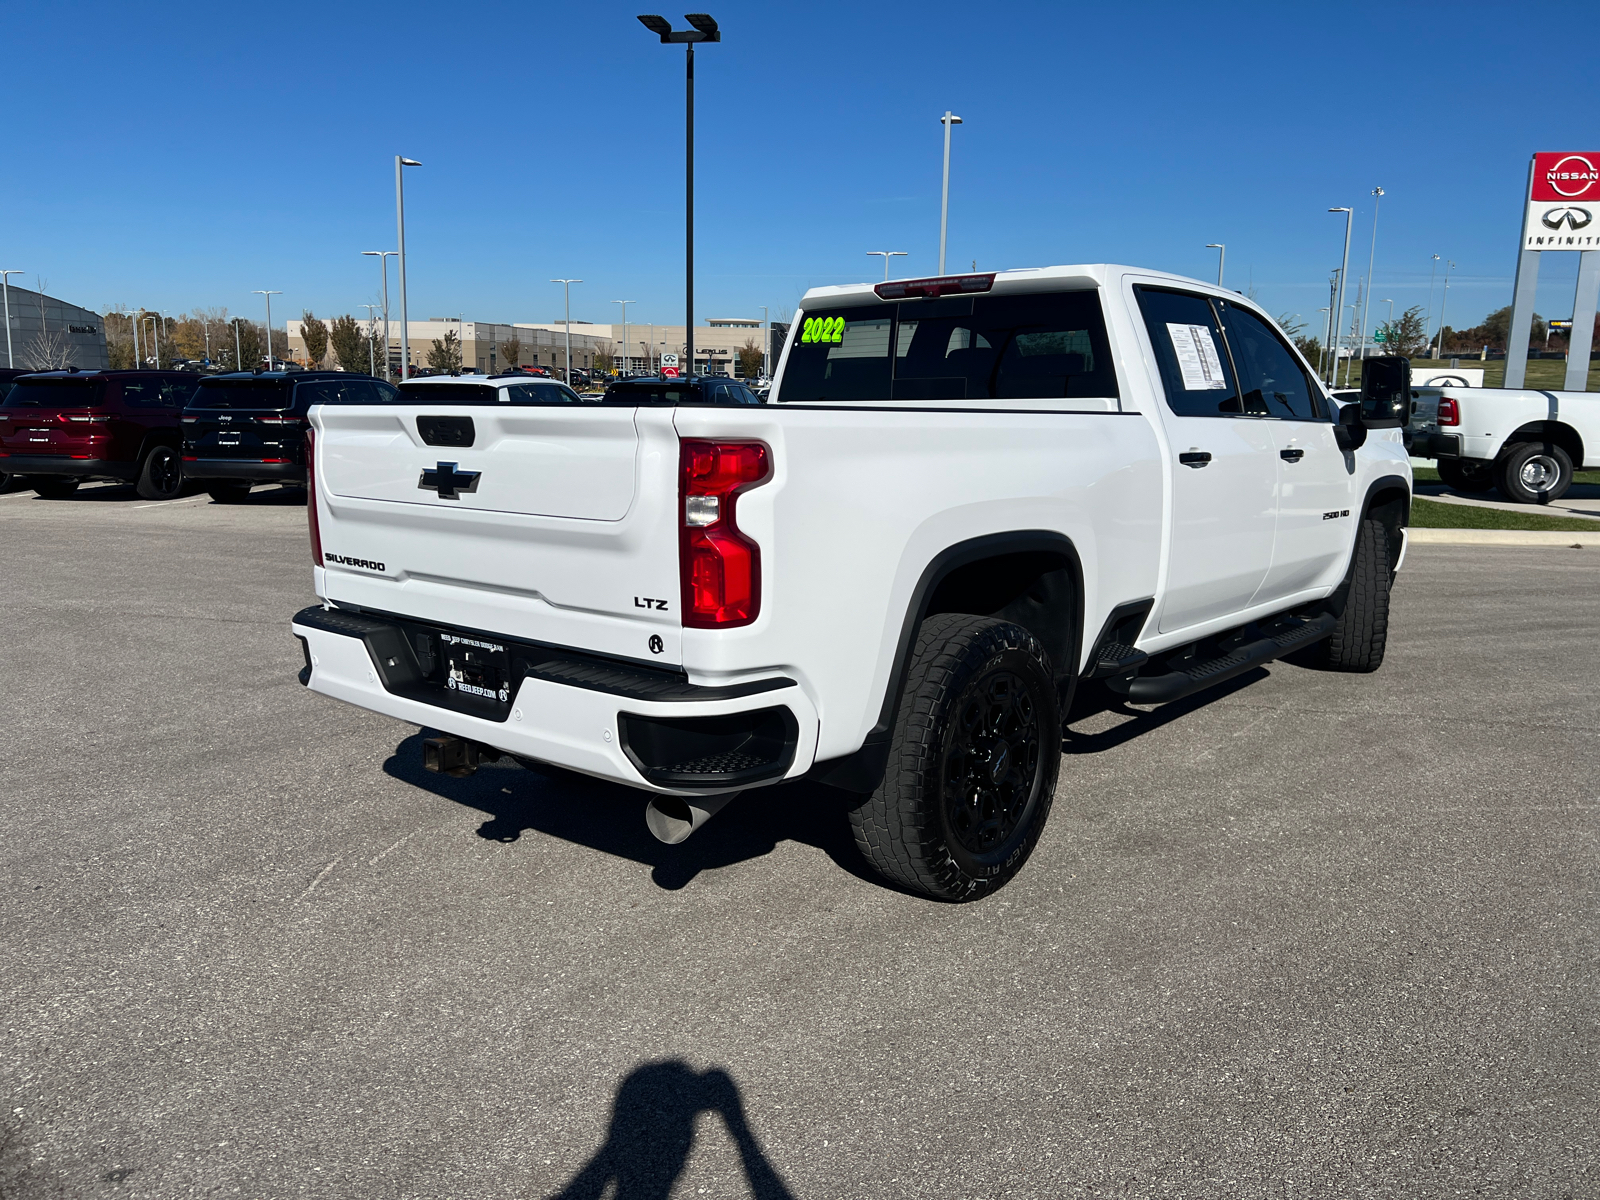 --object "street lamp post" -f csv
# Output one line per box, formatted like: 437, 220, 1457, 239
551, 280, 582, 384
251, 290, 281, 368
759, 305, 769, 378
0, 270, 23, 368
868, 251, 907, 281
612, 299, 636, 378
1437, 260, 1456, 359
638, 13, 720, 381
363, 250, 397, 378
1425, 253, 1441, 358
363, 304, 379, 376
1359, 186, 1384, 363
1328, 207, 1354, 387
233, 318, 242, 371
394, 157, 421, 378
1206, 244, 1225, 287
938, 111, 963, 275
